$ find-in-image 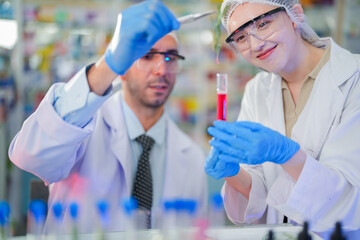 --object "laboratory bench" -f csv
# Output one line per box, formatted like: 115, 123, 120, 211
8, 224, 323, 240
